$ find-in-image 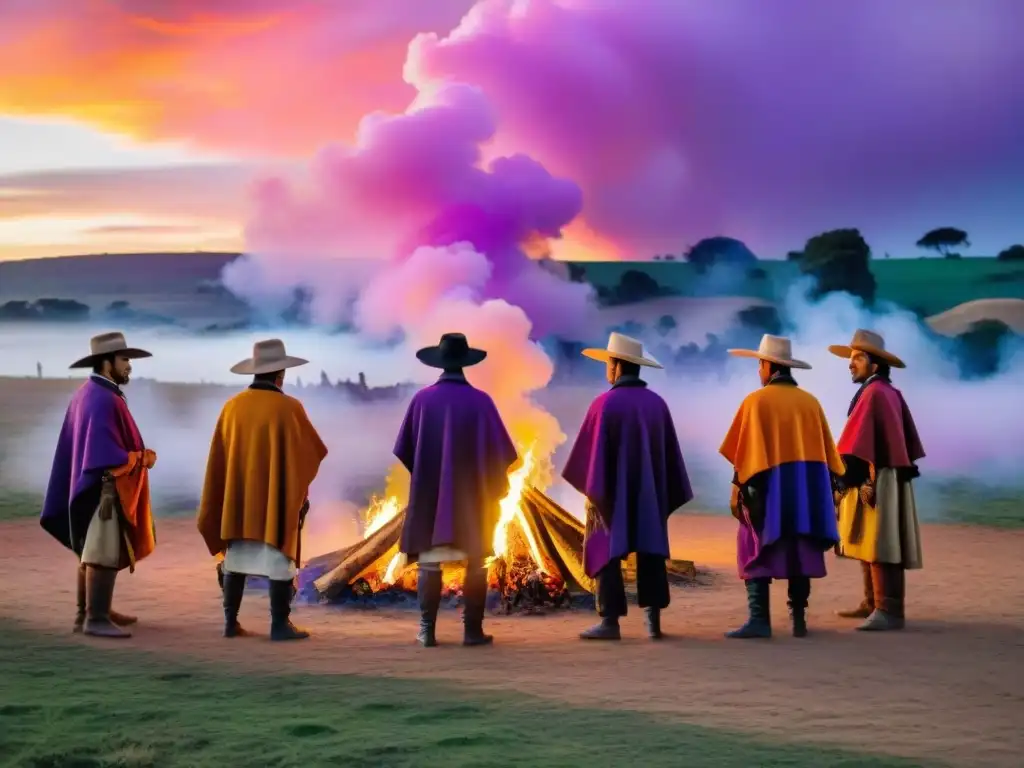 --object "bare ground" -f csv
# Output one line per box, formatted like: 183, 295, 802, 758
1, 514, 1021, 767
